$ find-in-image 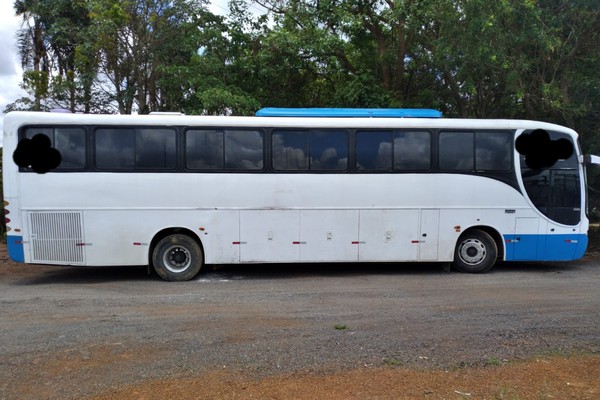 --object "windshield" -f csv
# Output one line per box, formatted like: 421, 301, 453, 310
519, 130, 582, 226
